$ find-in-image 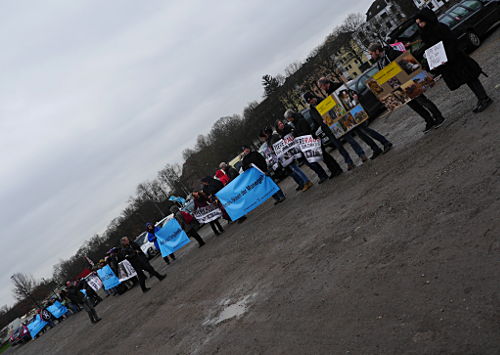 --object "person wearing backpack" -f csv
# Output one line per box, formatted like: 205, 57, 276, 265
170, 205, 206, 247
